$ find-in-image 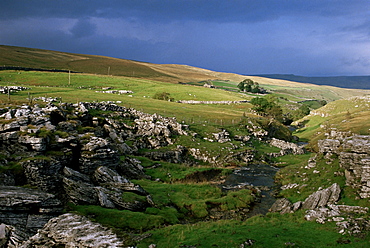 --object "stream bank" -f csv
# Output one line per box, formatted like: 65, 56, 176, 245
221, 163, 280, 217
